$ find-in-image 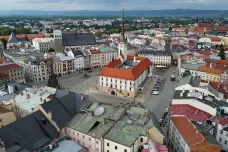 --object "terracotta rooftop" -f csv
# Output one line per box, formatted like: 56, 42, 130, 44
99, 56, 152, 80
0, 58, 7, 64
0, 63, 23, 73
169, 104, 213, 123
89, 49, 101, 54
198, 64, 222, 75
0, 34, 46, 41
212, 117, 228, 126
171, 116, 204, 146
